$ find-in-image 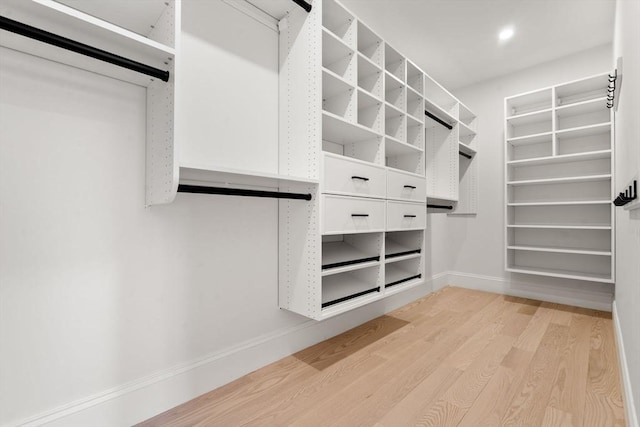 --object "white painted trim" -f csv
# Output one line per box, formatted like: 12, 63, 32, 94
446, 271, 613, 312
8, 278, 437, 427
613, 301, 639, 427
